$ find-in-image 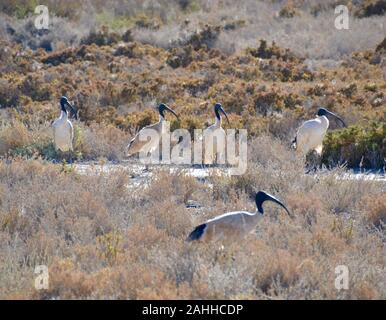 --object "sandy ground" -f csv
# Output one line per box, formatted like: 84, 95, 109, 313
73, 161, 386, 192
